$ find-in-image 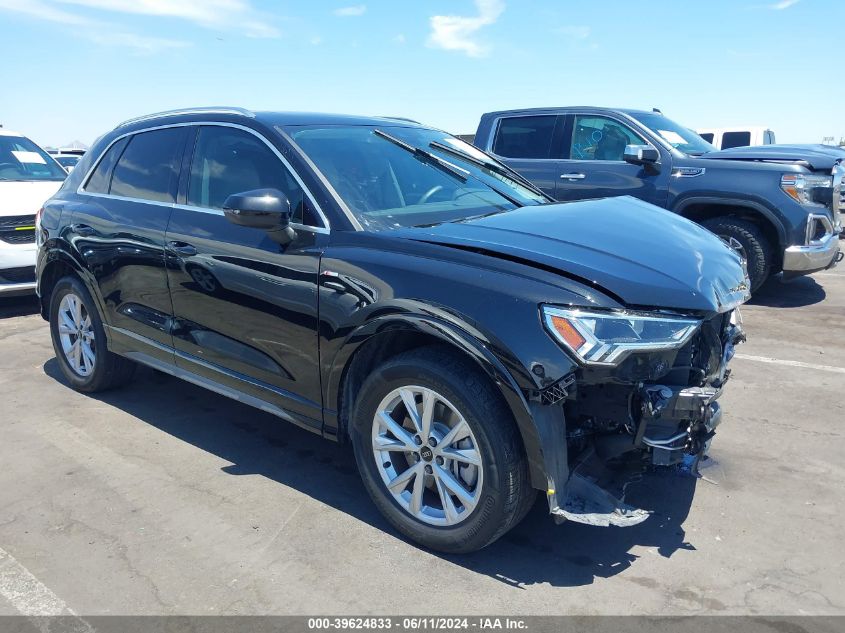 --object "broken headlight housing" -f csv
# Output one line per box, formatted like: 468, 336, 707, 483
542, 306, 701, 366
